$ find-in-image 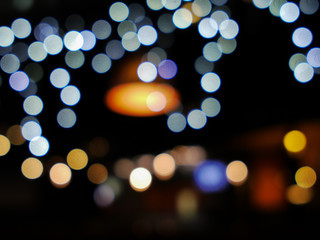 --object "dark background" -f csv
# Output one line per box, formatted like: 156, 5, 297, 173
0, 0, 320, 237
